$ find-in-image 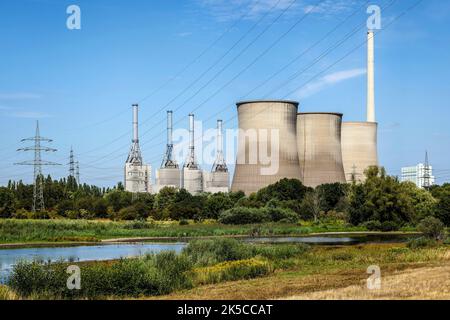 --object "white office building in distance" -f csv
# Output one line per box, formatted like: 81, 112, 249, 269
401, 164, 435, 189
